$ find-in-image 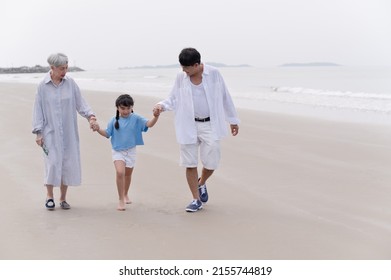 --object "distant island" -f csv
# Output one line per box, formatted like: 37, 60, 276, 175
0, 65, 85, 74
119, 62, 251, 70
280, 62, 341, 67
